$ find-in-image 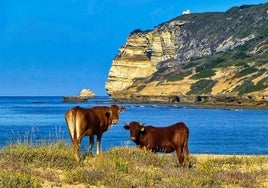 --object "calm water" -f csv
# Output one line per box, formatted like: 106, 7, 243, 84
0, 96, 267, 155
